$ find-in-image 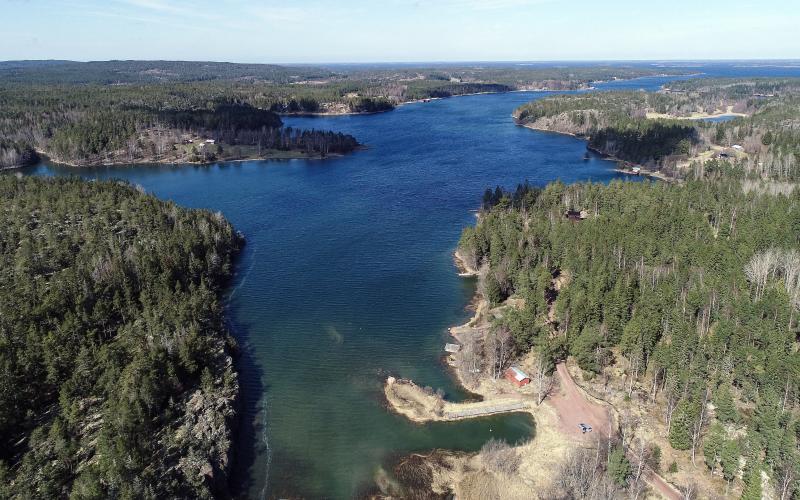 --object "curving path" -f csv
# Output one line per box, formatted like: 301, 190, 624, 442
549, 363, 682, 500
